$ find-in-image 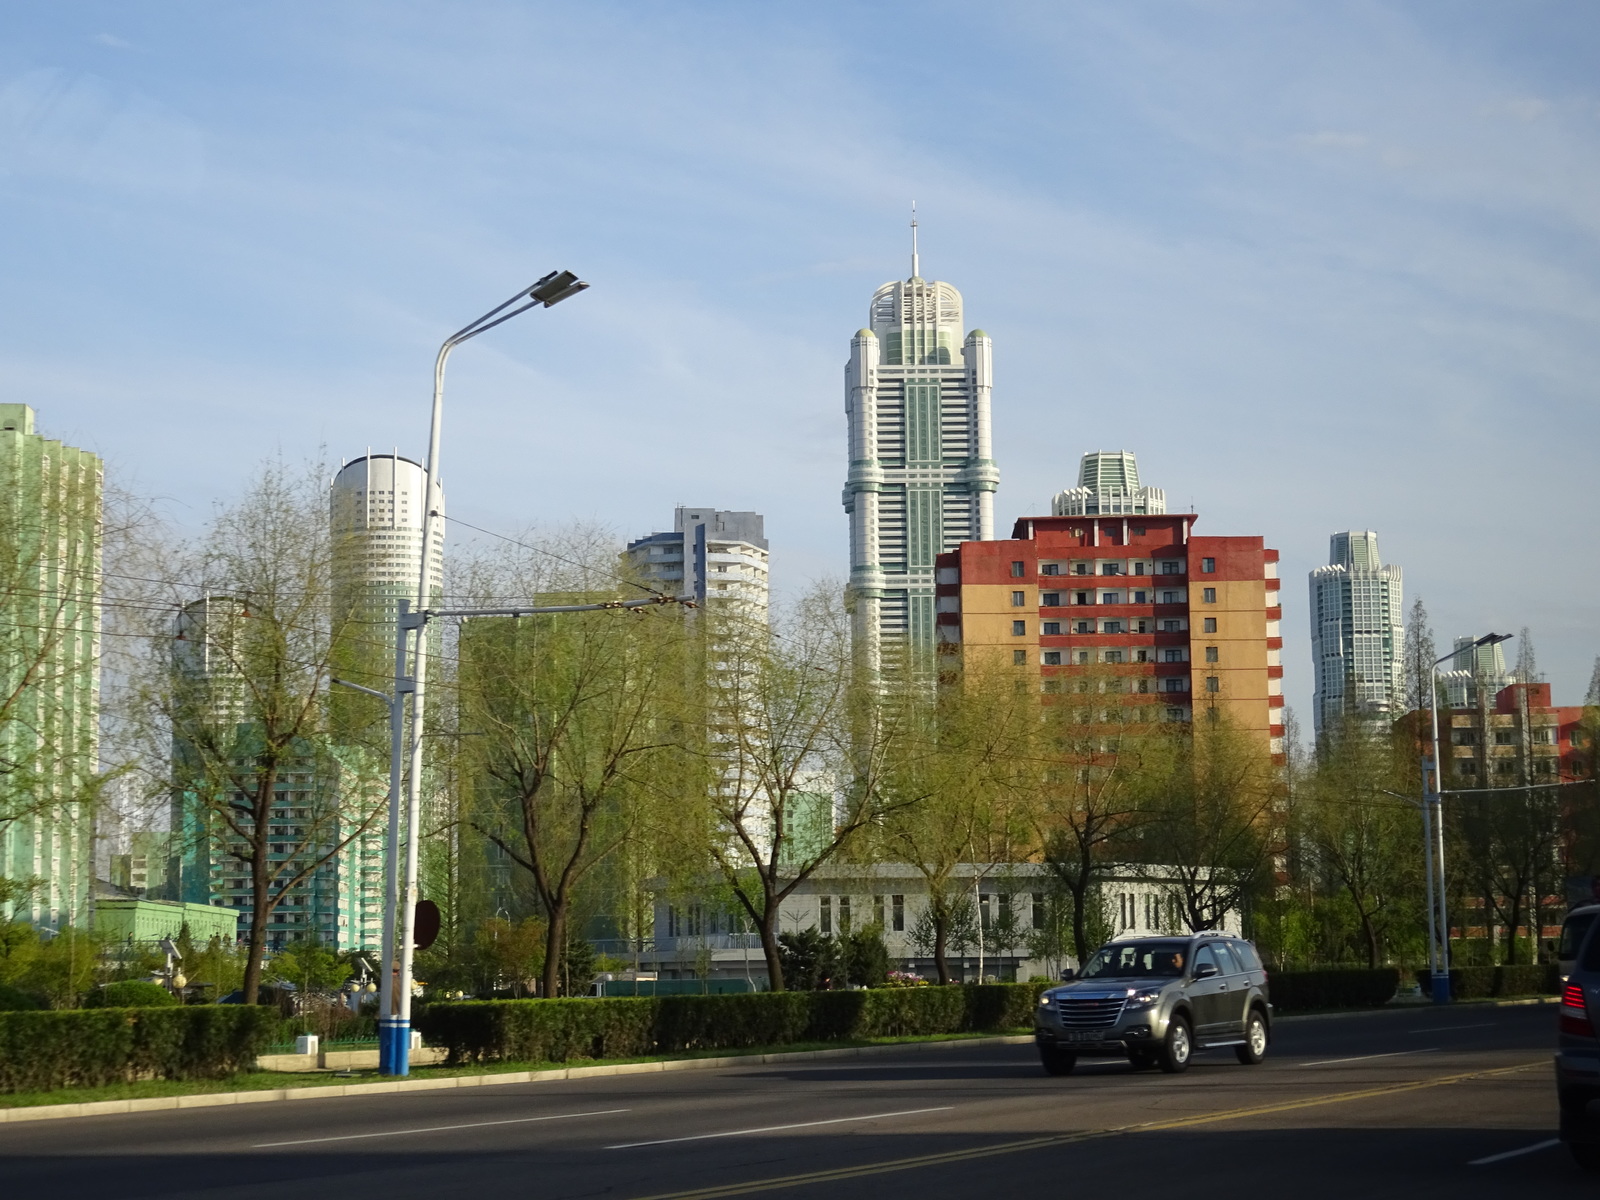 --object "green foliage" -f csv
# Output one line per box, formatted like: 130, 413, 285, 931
1267, 968, 1399, 1011
415, 982, 1047, 1065
841, 925, 890, 988
0, 1006, 278, 1093
0, 920, 103, 1008
265, 940, 351, 995
776, 928, 837, 990
1416, 964, 1558, 999
84, 980, 178, 1008
0, 982, 43, 1010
